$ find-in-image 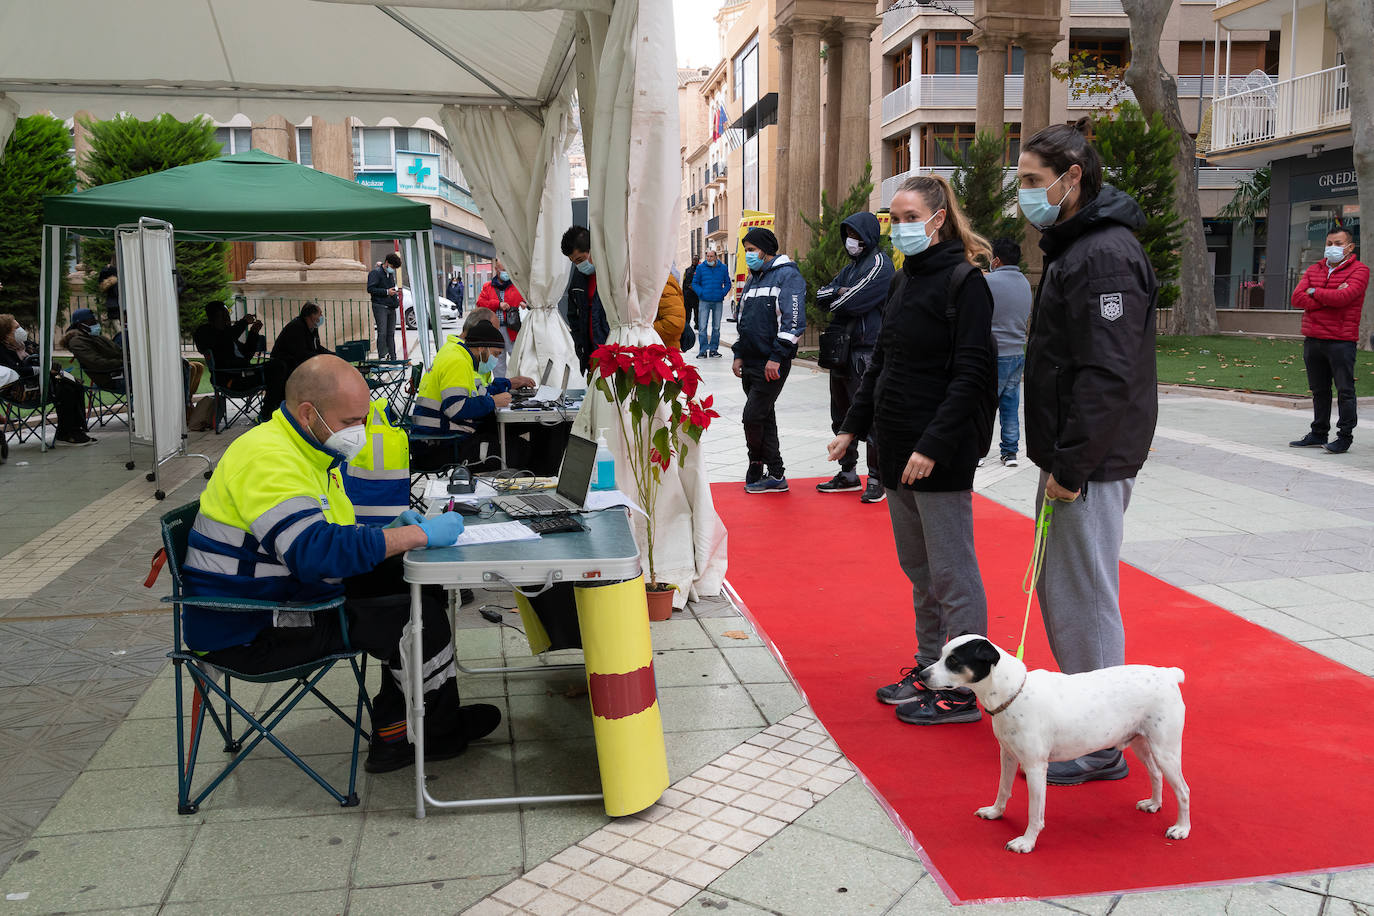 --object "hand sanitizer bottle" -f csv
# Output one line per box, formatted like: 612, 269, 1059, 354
592, 428, 616, 491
